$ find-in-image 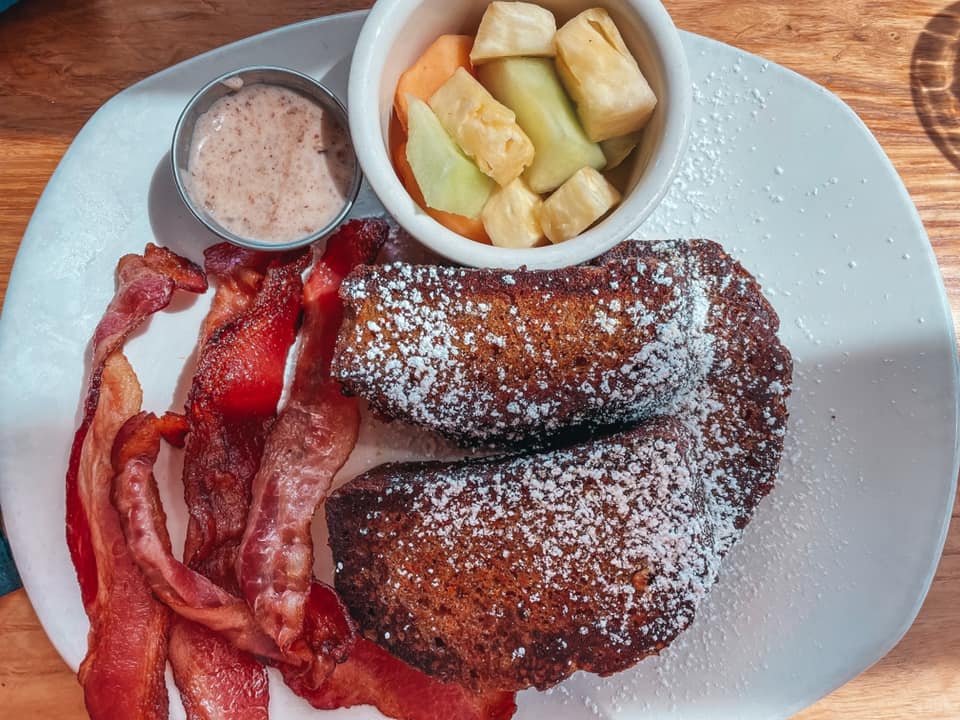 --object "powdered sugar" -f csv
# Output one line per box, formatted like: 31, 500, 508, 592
329, 239, 792, 690
333, 252, 715, 446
